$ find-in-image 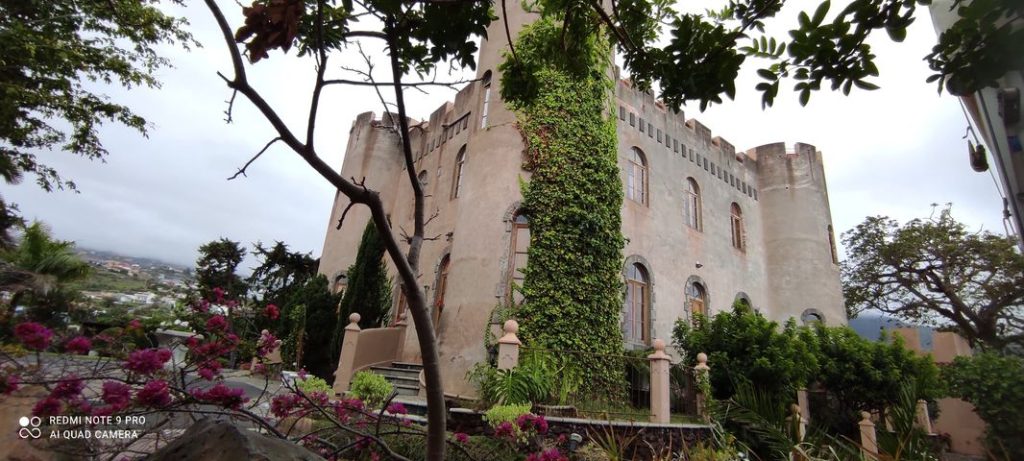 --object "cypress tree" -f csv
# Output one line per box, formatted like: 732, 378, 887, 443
329, 219, 393, 364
